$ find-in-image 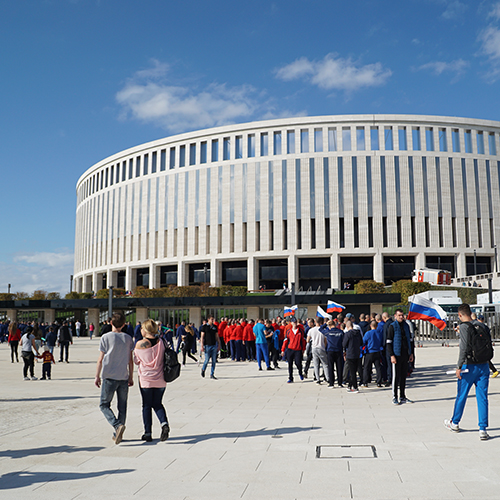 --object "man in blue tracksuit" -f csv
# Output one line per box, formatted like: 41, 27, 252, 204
362, 320, 383, 387
444, 303, 490, 440
324, 320, 344, 387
